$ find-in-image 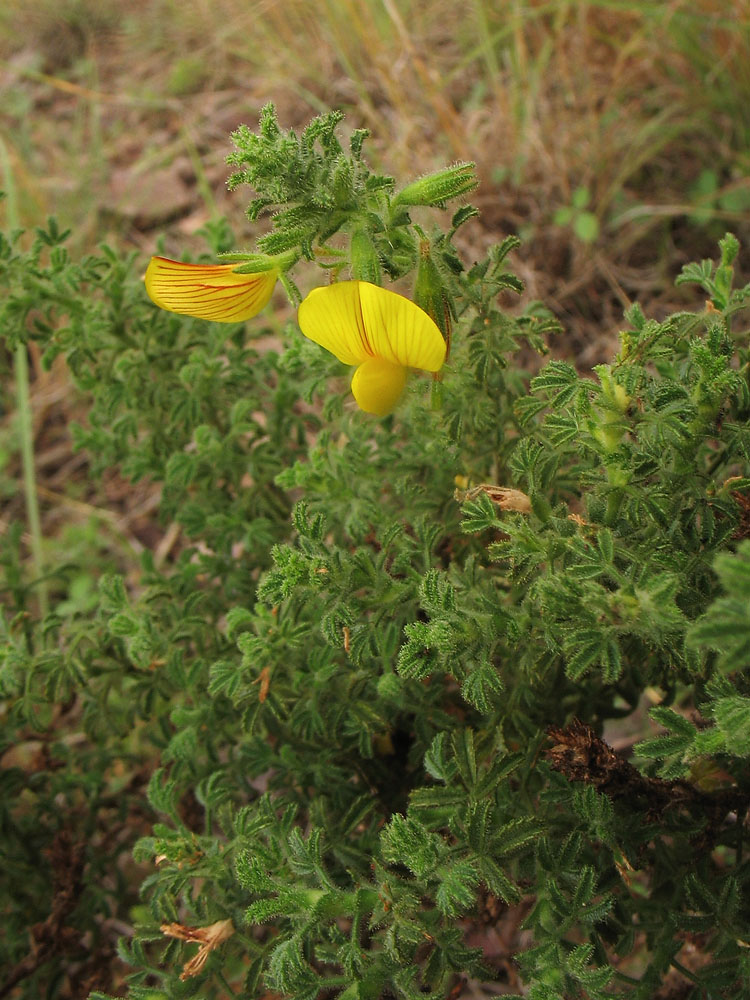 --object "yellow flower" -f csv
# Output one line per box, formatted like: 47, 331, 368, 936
297, 281, 446, 416
144, 256, 277, 323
